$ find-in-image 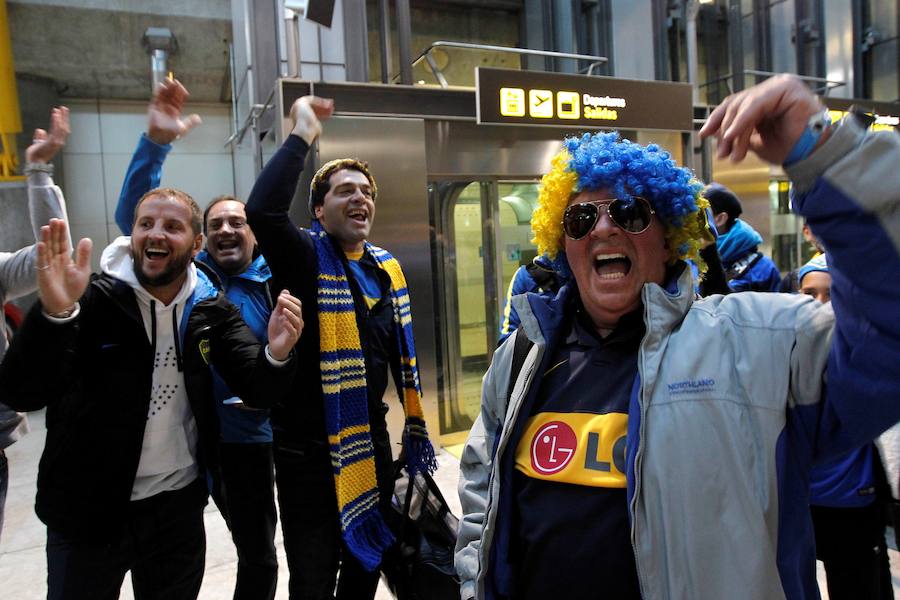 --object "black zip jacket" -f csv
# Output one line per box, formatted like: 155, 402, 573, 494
245, 135, 401, 452
0, 271, 296, 542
